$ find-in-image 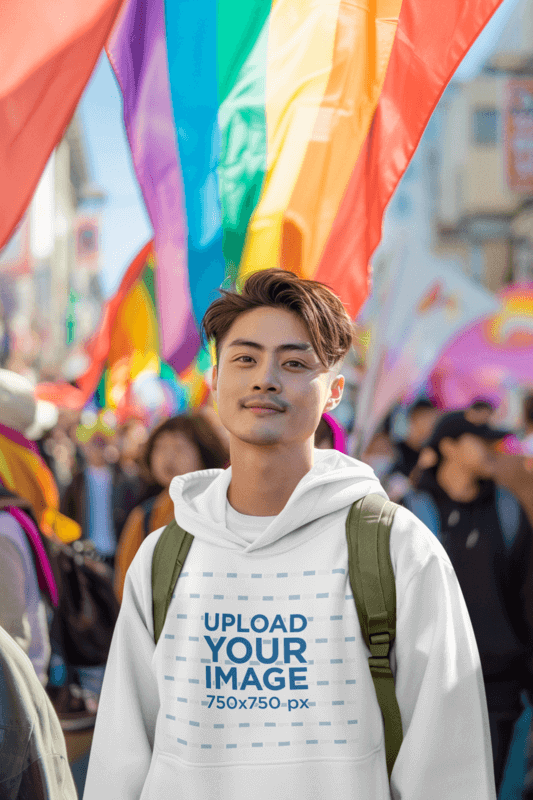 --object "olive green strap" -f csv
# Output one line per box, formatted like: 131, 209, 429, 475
346, 494, 403, 781
152, 520, 194, 644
